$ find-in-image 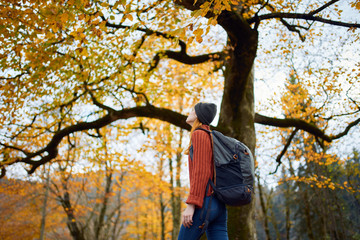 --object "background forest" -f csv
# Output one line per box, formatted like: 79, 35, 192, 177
1, 0, 359, 239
